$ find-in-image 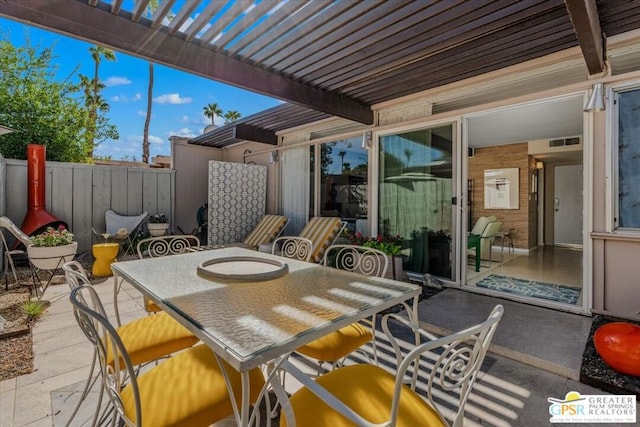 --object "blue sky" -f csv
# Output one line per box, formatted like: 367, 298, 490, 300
0, 17, 281, 161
